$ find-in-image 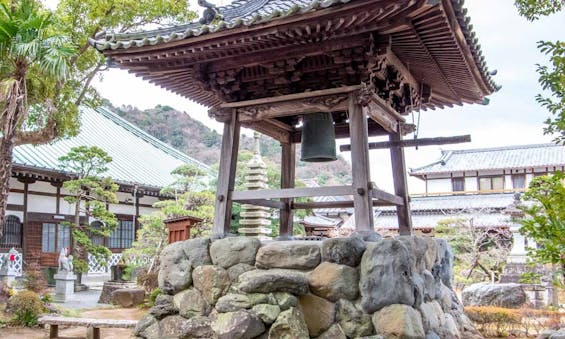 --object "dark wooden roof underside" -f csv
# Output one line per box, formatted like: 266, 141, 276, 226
92, 0, 497, 112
